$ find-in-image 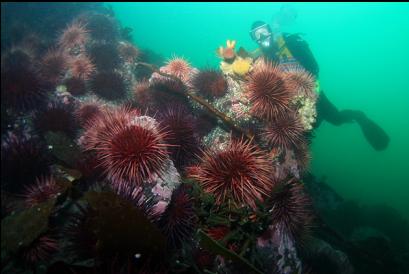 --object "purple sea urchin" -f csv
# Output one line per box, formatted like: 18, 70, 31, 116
33, 101, 78, 137
90, 71, 127, 101
157, 104, 200, 171
191, 69, 228, 99
1, 132, 51, 194
1, 49, 49, 112
159, 184, 197, 248
64, 77, 87, 96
